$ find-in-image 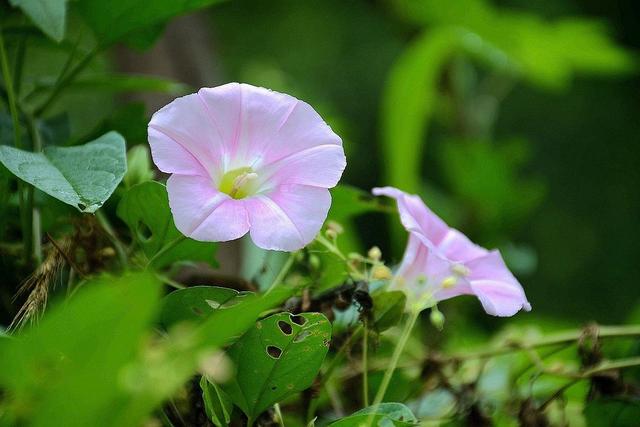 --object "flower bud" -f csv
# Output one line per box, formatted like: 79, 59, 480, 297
367, 246, 382, 261
429, 307, 445, 331
326, 220, 344, 235
325, 229, 338, 240
124, 145, 154, 188
371, 265, 392, 280
309, 254, 321, 270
